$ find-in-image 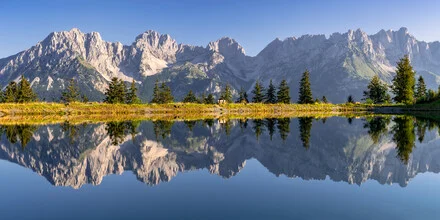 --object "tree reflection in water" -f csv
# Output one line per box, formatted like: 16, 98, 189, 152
105, 121, 140, 145
0, 125, 37, 149
299, 117, 313, 149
